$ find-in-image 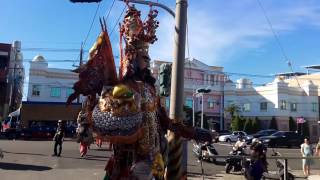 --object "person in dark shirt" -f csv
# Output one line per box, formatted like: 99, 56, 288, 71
52, 120, 65, 157
245, 143, 268, 180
